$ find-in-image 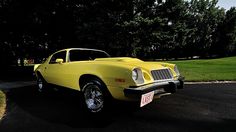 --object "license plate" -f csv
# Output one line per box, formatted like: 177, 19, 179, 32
140, 91, 154, 107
